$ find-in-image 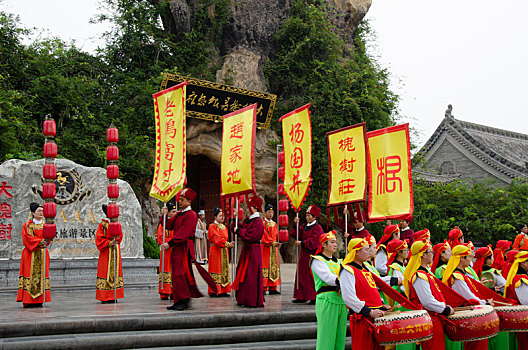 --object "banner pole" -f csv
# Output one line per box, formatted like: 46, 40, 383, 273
161, 202, 167, 290
232, 198, 239, 300
295, 211, 299, 290
42, 243, 46, 309
344, 209, 348, 253
276, 144, 282, 294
